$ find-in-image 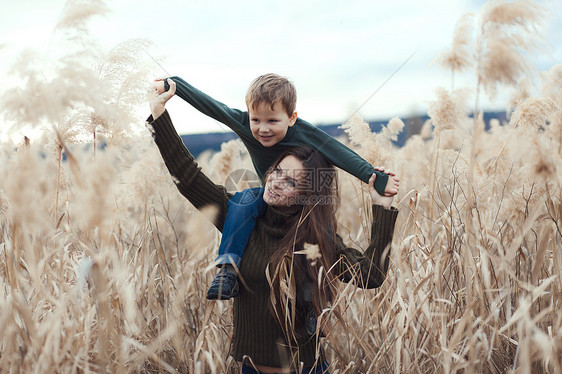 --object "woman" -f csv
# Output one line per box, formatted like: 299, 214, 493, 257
148, 82, 399, 373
